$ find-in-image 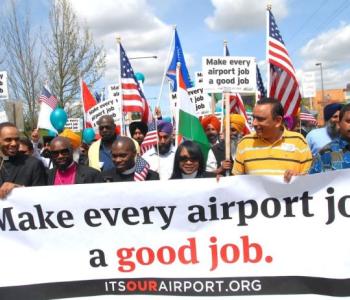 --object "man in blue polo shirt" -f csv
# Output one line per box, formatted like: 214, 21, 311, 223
310, 103, 350, 173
